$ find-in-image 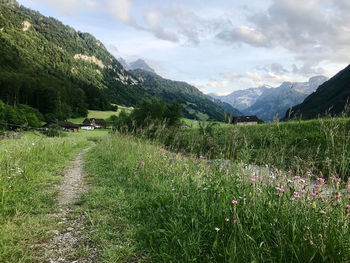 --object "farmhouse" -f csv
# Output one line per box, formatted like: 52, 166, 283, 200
81, 118, 106, 130
232, 116, 259, 125
42, 120, 79, 132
